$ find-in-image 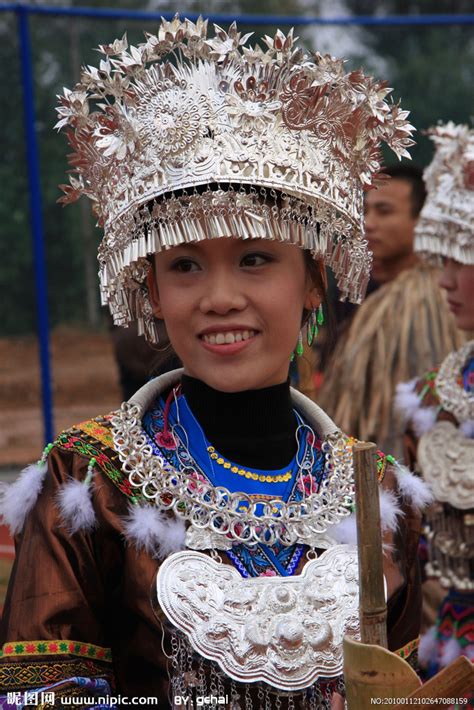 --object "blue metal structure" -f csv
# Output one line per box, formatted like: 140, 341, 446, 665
2, 5, 474, 25
16, 5, 54, 444
1, 3, 473, 446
